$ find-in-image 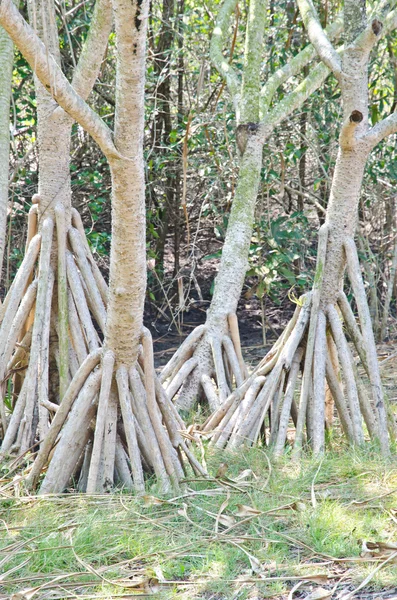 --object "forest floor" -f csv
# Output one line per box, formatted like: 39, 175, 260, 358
0, 349, 397, 600
1, 287, 397, 599
0, 444, 397, 599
